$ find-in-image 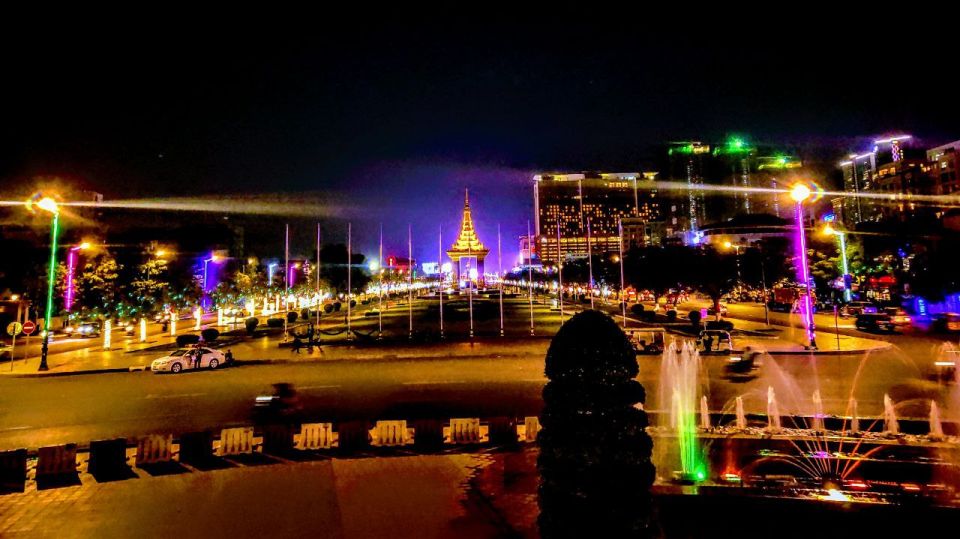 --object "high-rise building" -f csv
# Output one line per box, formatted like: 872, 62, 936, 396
533, 172, 660, 264
838, 135, 915, 226
927, 140, 960, 198
666, 142, 709, 237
